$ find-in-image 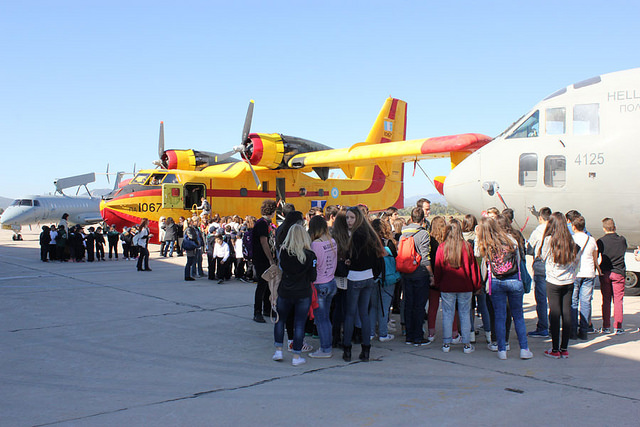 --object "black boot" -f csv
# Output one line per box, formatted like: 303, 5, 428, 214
342, 345, 352, 362
359, 344, 371, 362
